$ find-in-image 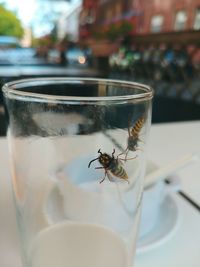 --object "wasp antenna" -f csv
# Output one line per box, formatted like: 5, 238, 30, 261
88, 157, 99, 168
98, 149, 102, 155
